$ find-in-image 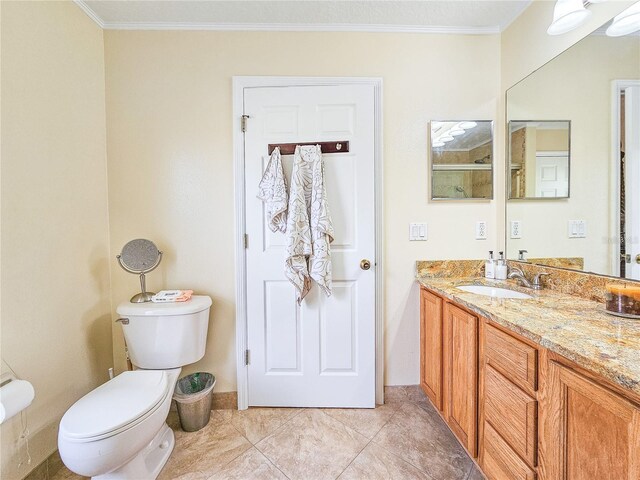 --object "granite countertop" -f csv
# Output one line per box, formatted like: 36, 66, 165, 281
417, 275, 640, 396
